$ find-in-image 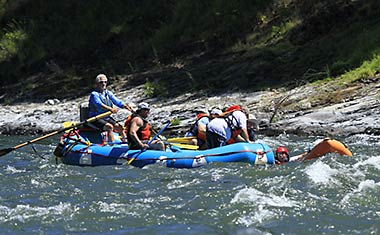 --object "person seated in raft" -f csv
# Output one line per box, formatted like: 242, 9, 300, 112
125, 102, 165, 150
88, 74, 133, 143
185, 108, 222, 150
206, 105, 251, 149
